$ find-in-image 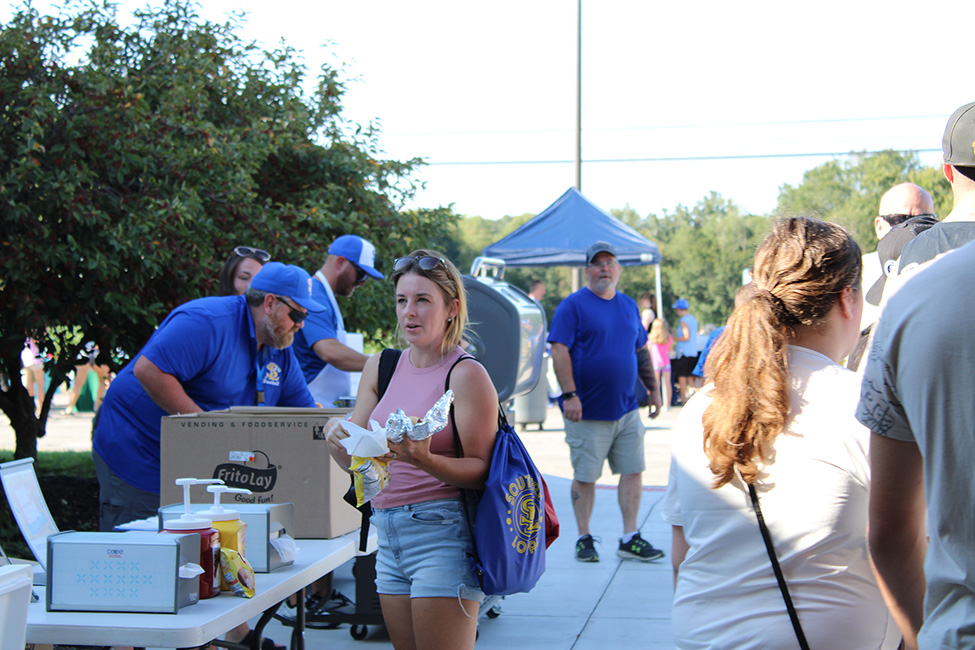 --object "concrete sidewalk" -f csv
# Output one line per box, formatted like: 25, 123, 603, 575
1, 395, 679, 649
253, 474, 674, 650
